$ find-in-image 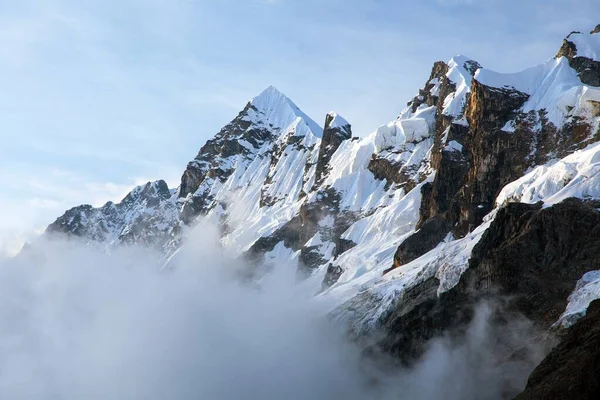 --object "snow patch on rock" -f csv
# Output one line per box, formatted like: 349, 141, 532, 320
496, 141, 600, 207
556, 270, 600, 328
